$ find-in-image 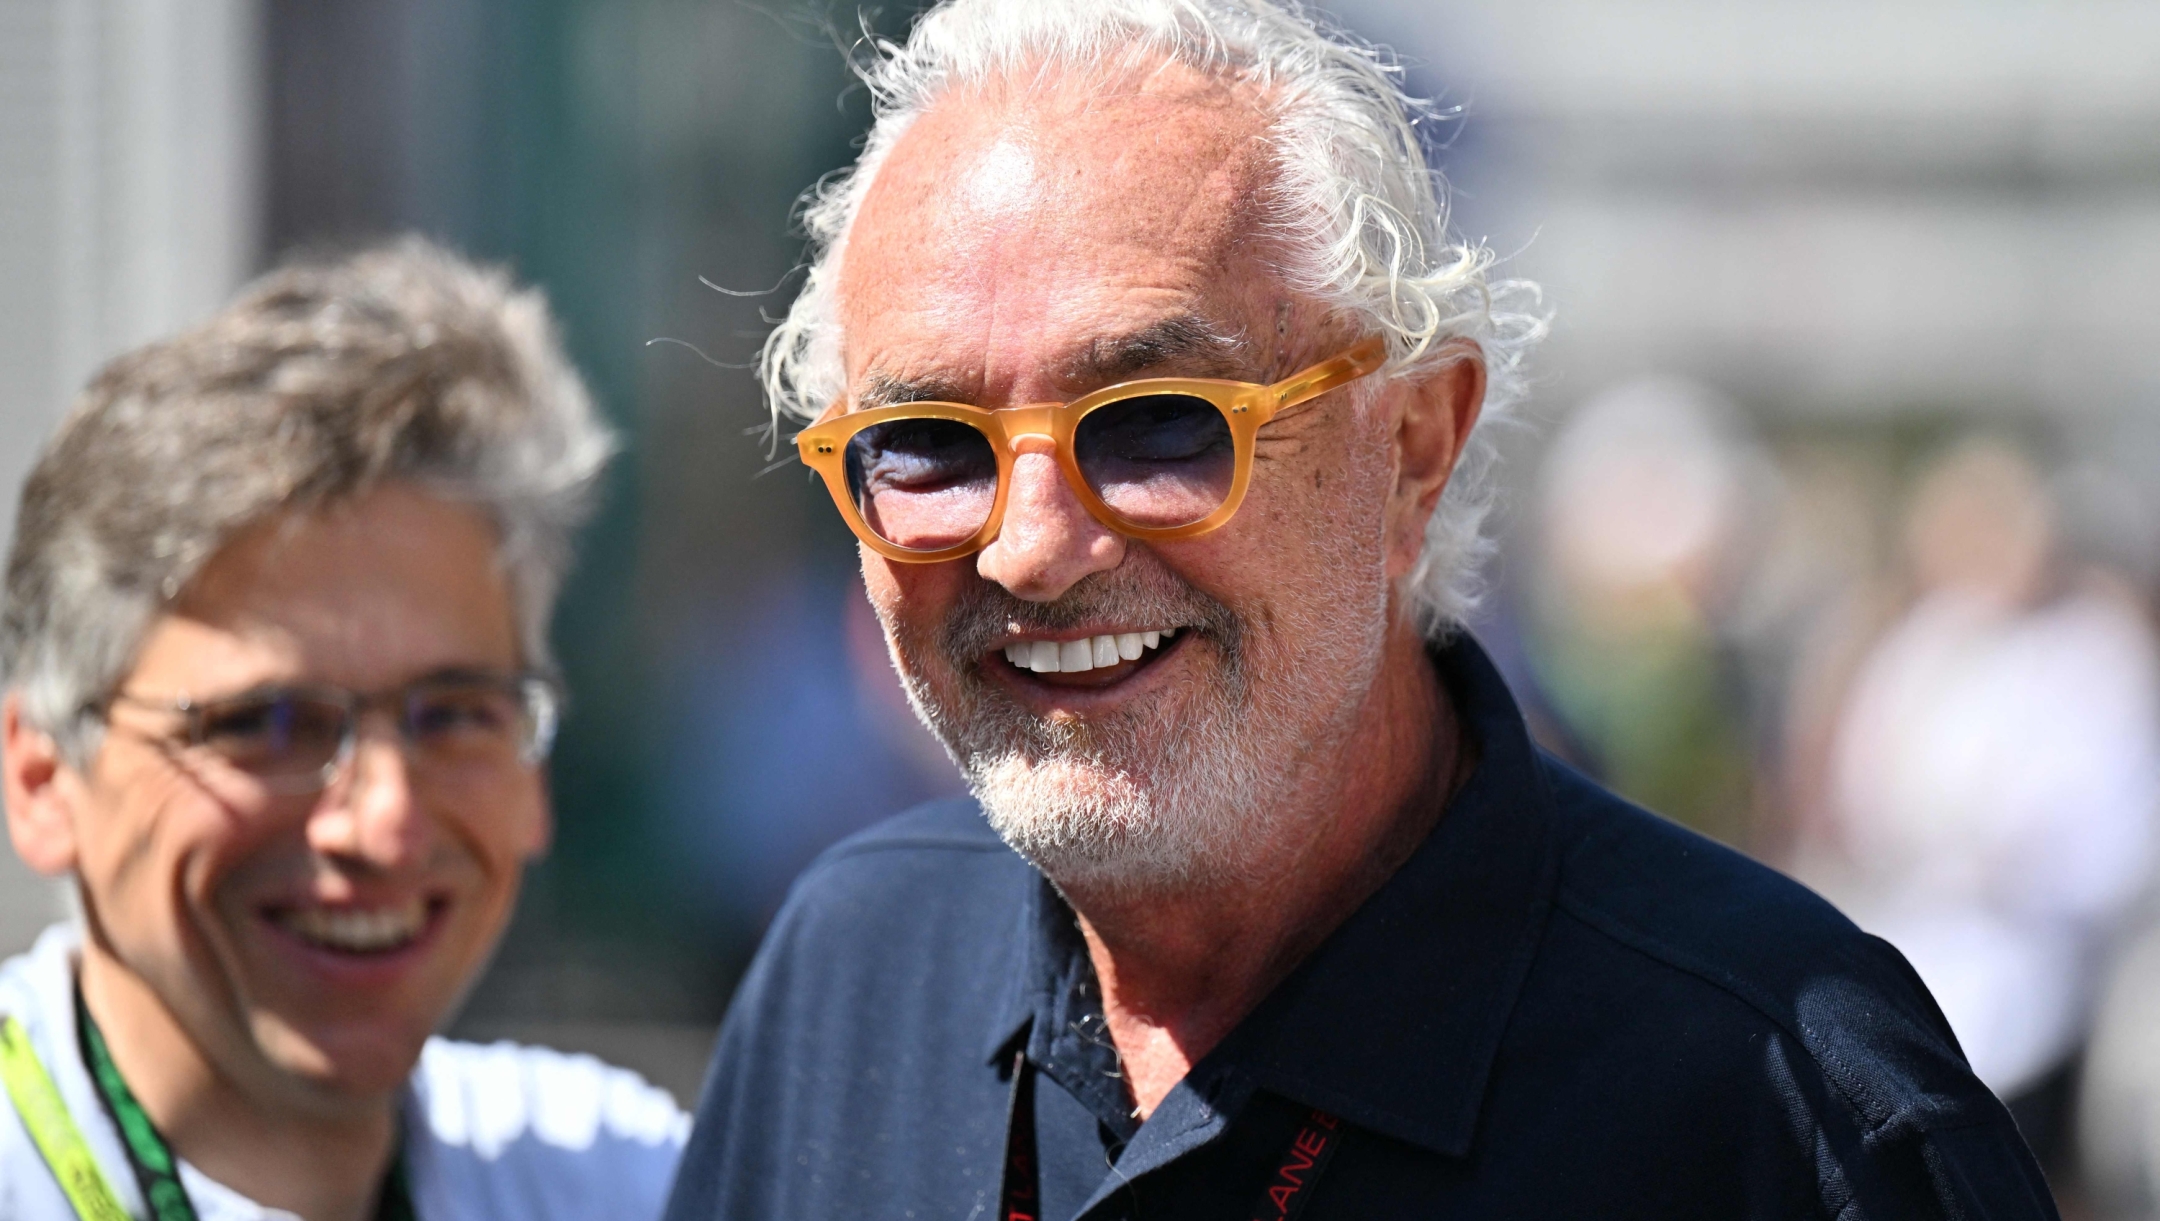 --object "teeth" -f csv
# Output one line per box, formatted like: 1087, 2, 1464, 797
276, 901, 427, 952
1002, 628, 1181, 673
